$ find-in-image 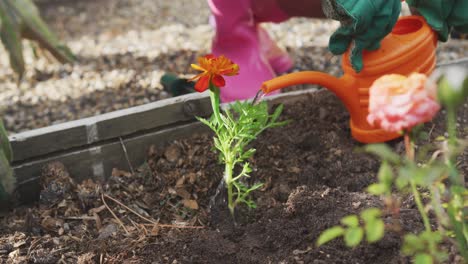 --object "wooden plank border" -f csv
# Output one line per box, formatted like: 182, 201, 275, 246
10, 88, 319, 203
9, 93, 212, 162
